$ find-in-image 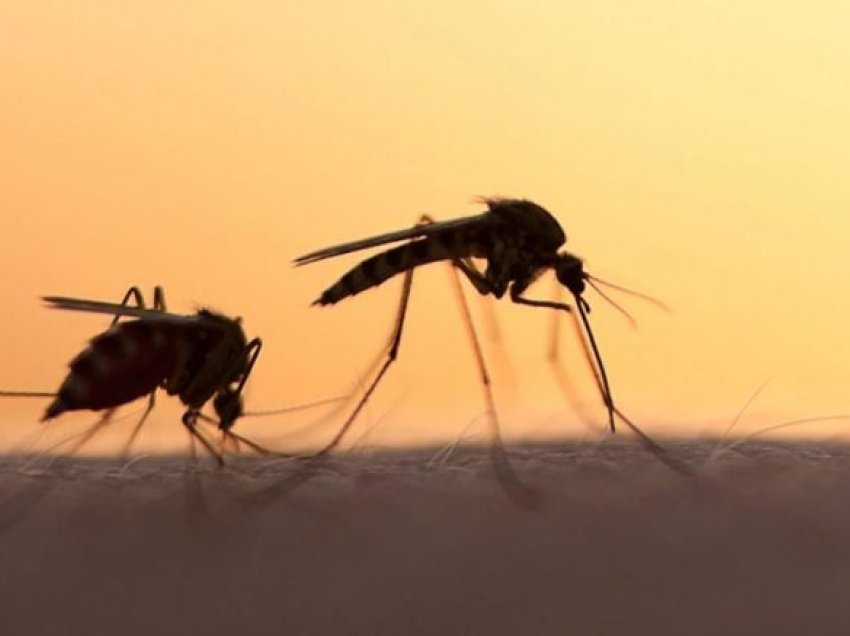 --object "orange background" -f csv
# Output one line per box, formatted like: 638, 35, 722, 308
1, 2, 849, 452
